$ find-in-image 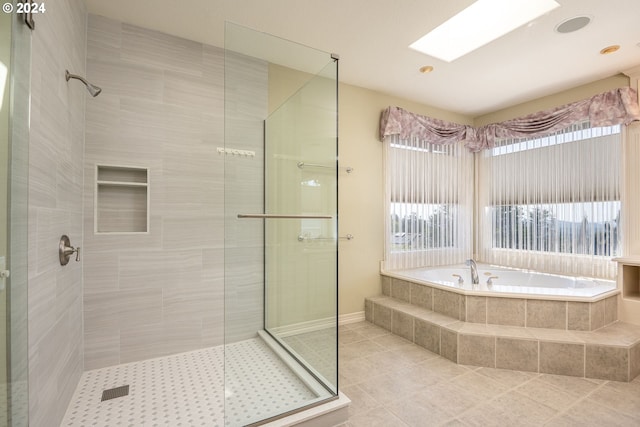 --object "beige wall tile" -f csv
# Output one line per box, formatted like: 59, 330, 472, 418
433, 289, 462, 320
466, 296, 486, 324
496, 338, 538, 373
568, 302, 590, 331
458, 334, 495, 368
585, 345, 629, 382
373, 303, 392, 331
527, 300, 567, 329
630, 342, 640, 381
604, 296, 618, 325
410, 282, 433, 310
539, 342, 585, 377
415, 319, 440, 354
441, 328, 458, 363
392, 310, 414, 342
381, 276, 391, 296
487, 297, 525, 327
590, 299, 606, 330
391, 279, 411, 303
